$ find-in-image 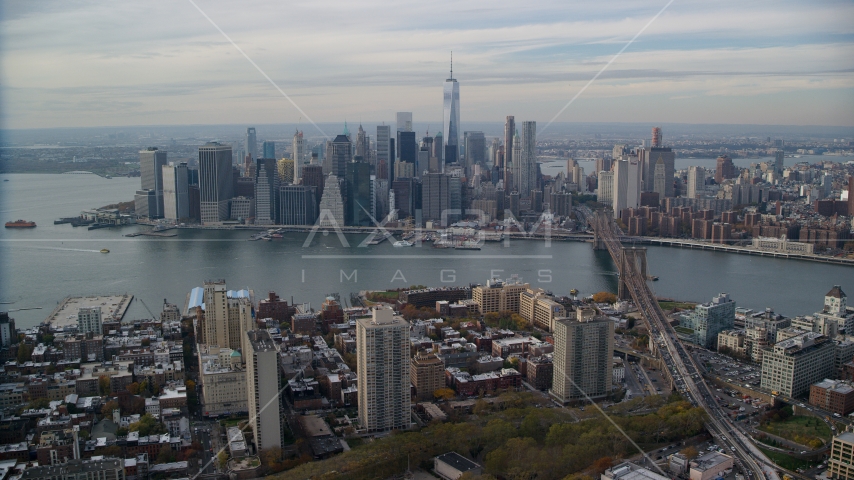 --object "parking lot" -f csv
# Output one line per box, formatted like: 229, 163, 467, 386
698, 351, 762, 388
